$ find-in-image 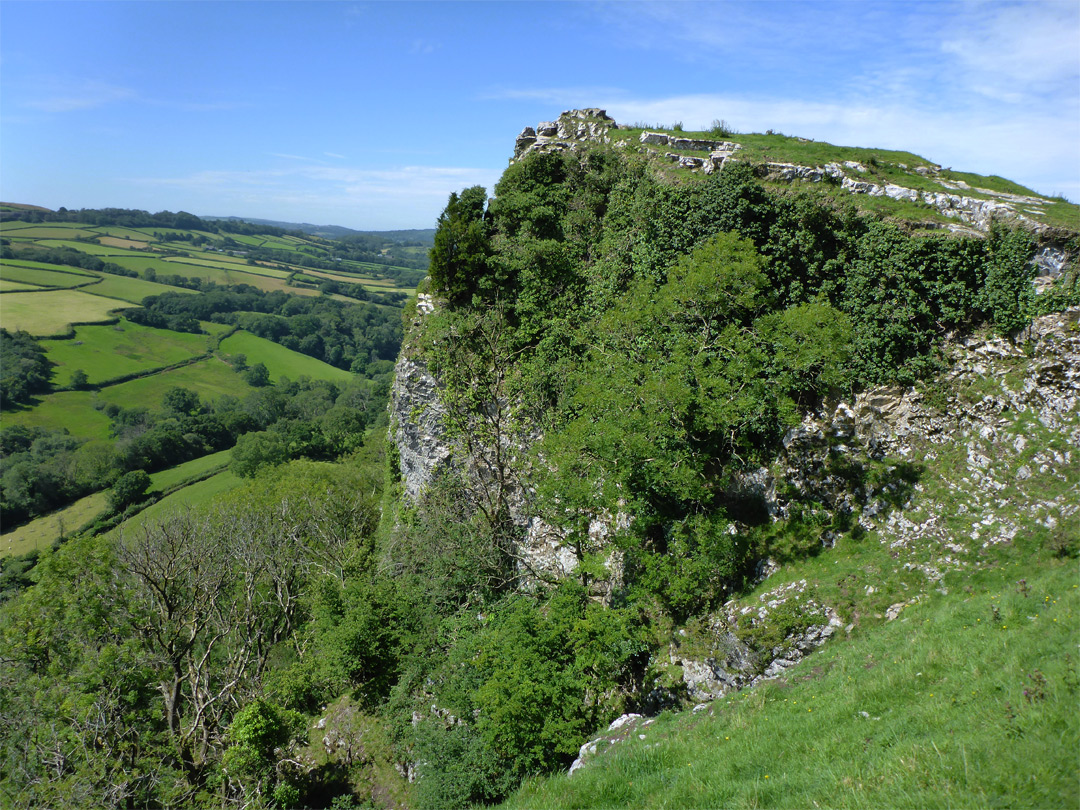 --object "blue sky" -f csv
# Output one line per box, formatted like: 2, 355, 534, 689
2, 1, 1077, 230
